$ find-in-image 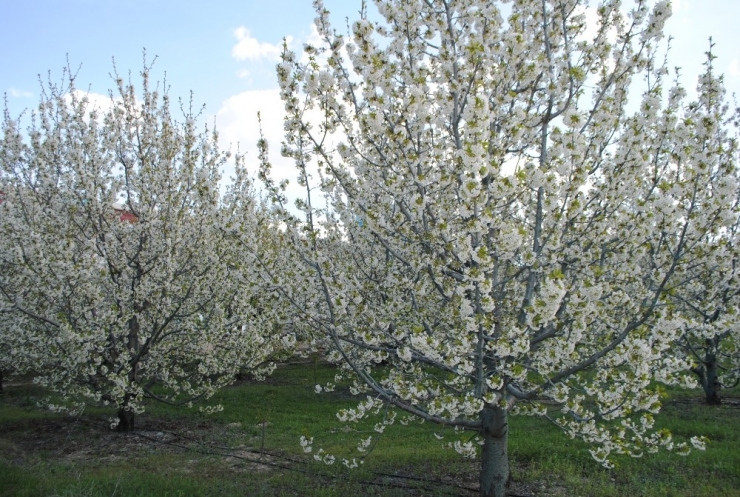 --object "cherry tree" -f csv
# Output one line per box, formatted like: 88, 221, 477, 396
0, 256, 30, 395
0, 214, 12, 393
657, 46, 740, 406
679, 234, 740, 405
260, 1, 738, 495
0, 275, 18, 395
0, 65, 287, 430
